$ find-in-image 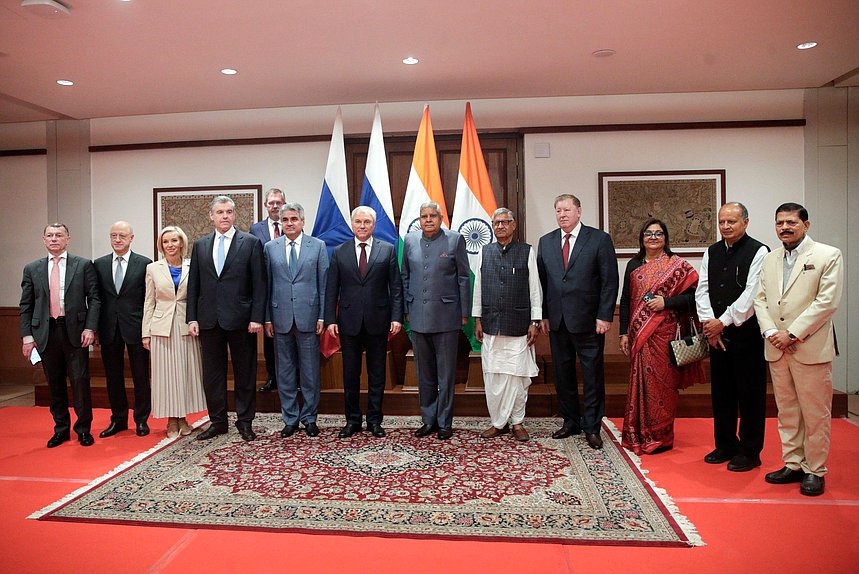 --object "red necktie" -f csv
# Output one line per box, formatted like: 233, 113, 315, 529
272, 222, 281, 239
50, 256, 62, 319
562, 233, 571, 270
359, 243, 368, 279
